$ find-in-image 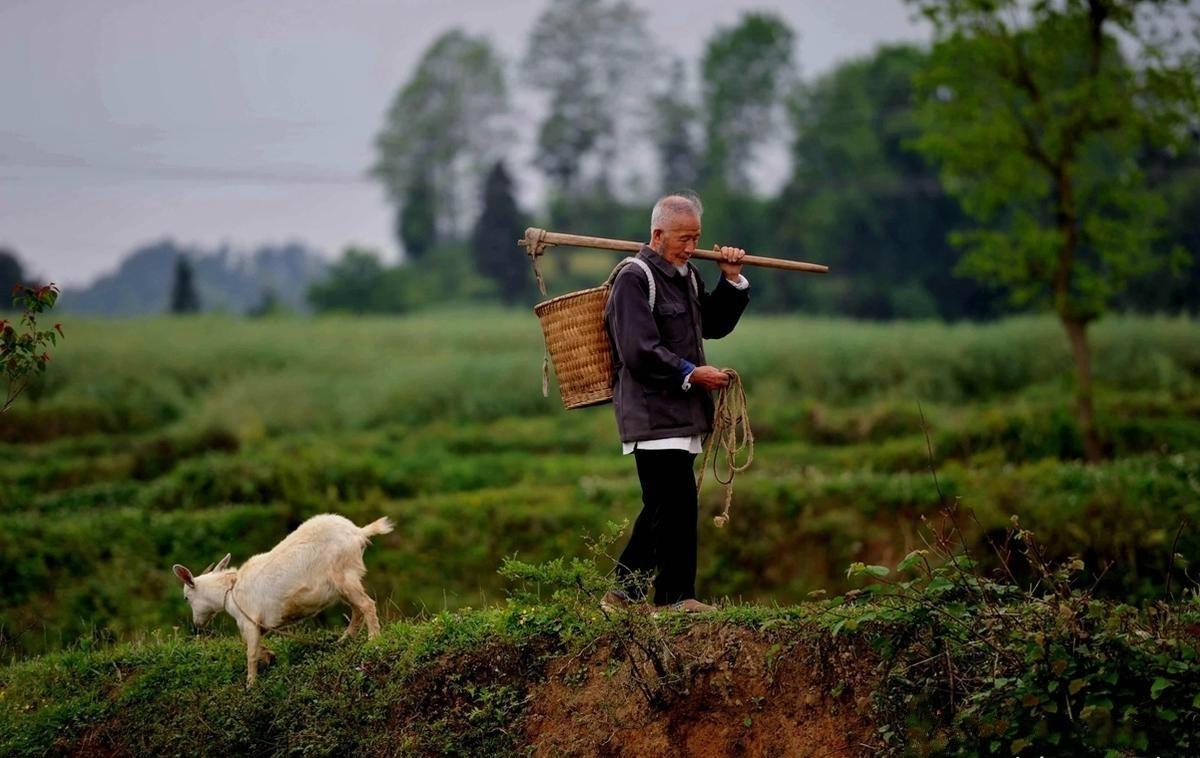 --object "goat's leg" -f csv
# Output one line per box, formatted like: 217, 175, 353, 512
243, 625, 262, 687
337, 574, 381, 638
339, 606, 363, 642
258, 645, 276, 665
